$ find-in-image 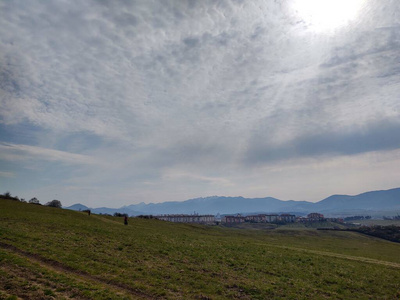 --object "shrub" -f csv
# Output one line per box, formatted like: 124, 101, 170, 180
113, 212, 128, 217
1, 192, 20, 201
46, 200, 62, 208
29, 197, 41, 205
